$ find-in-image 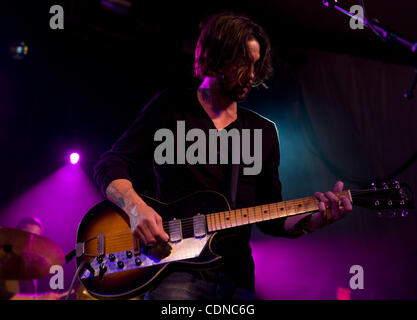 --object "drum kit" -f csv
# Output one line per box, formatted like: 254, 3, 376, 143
0, 227, 141, 300
0, 227, 65, 281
